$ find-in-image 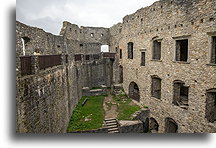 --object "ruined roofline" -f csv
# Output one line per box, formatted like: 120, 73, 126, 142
62, 21, 110, 30
121, 0, 201, 24
16, 20, 63, 37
